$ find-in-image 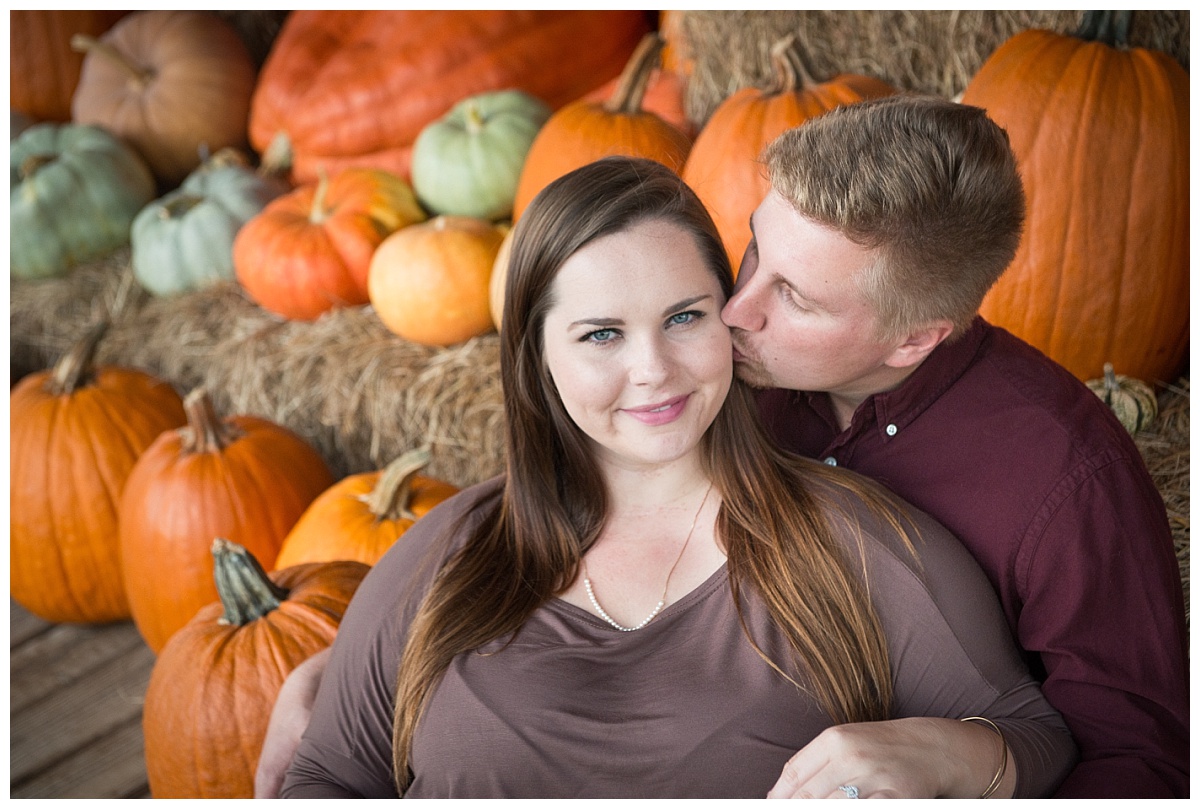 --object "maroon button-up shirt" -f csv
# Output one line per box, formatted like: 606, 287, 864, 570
756, 317, 1188, 798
